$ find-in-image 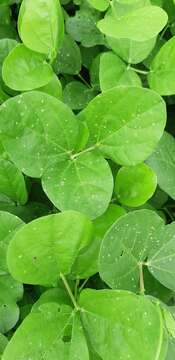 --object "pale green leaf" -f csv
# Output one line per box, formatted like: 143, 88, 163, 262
2, 44, 53, 91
